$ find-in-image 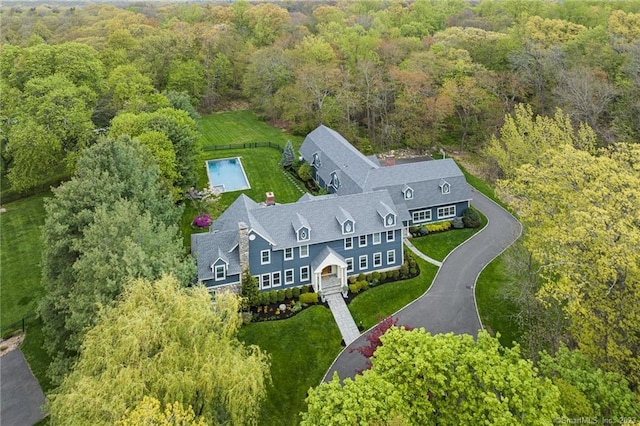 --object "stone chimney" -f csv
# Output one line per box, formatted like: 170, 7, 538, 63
238, 222, 249, 273
266, 191, 275, 206
385, 154, 396, 167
